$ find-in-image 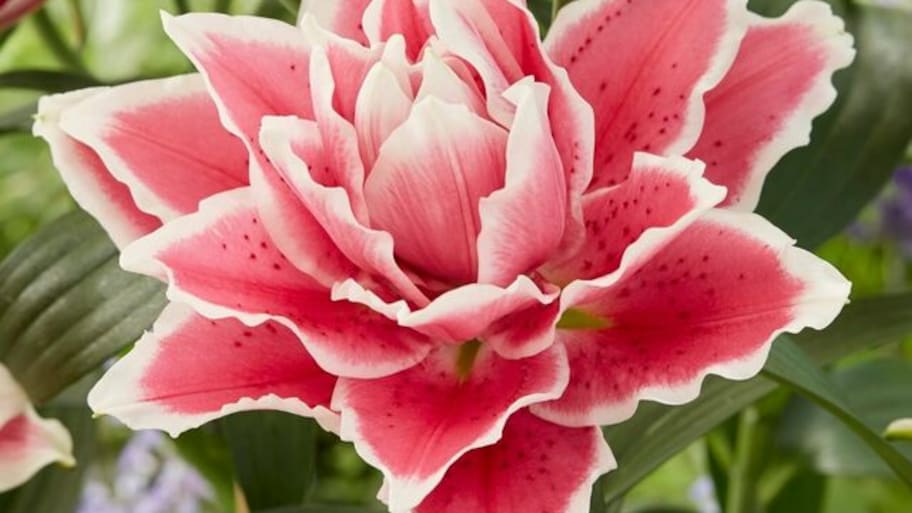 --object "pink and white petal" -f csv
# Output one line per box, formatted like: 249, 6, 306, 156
427, 0, 522, 123
57, 74, 248, 220
546, 0, 748, 189
364, 98, 507, 285
305, 43, 375, 220
249, 155, 360, 288
0, 412, 74, 492
259, 115, 429, 306
545, 153, 726, 284
478, 80, 566, 286
416, 48, 485, 115
0, 365, 74, 492
687, 1, 855, 210
121, 188, 433, 379
88, 304, 339, 437
405, 276, 558, 342
484, 300, 562, 360
354, 61, 414, 171
162, 12, 315, 146
300, 17, 381, 124
534, 209, 850, 427
33, 90, 161, 249
297, 0, 371, 45
333, 275, 559, 358
430, 0, 595, 258
363, 0, 433, 61
333, 343, 569, 512
415, 410, 615, 513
